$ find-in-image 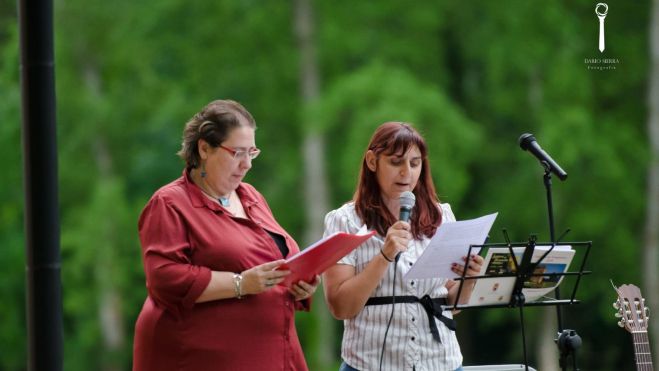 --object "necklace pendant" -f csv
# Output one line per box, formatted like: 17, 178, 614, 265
218, 197, 230, 207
